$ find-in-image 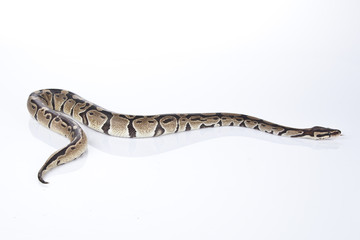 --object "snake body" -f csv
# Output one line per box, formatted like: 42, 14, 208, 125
27, 89, 341, 183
